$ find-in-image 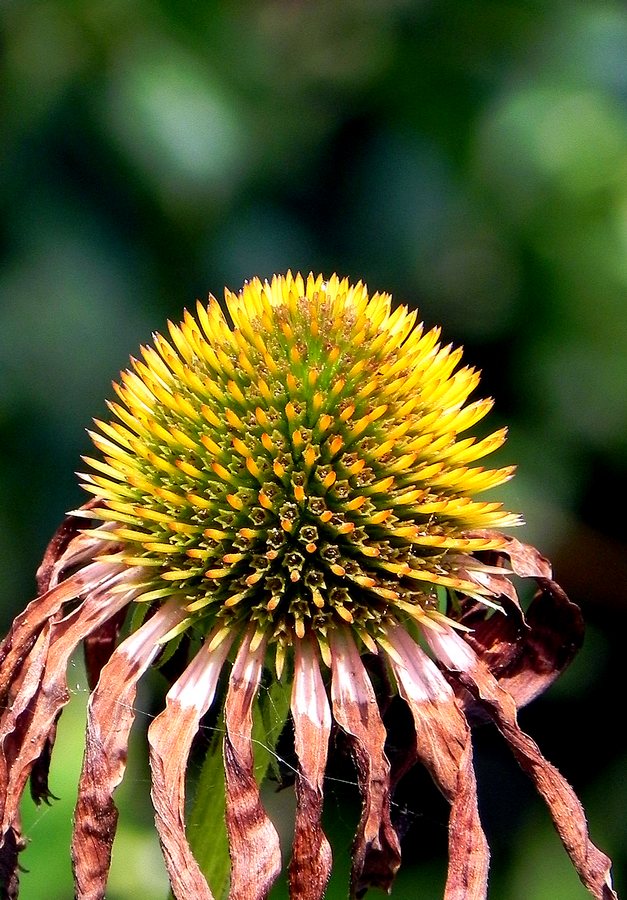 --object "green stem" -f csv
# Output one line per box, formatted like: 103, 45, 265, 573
186, 705, 230, 900
252, 672, 292, 784
185, 674, 292, 900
